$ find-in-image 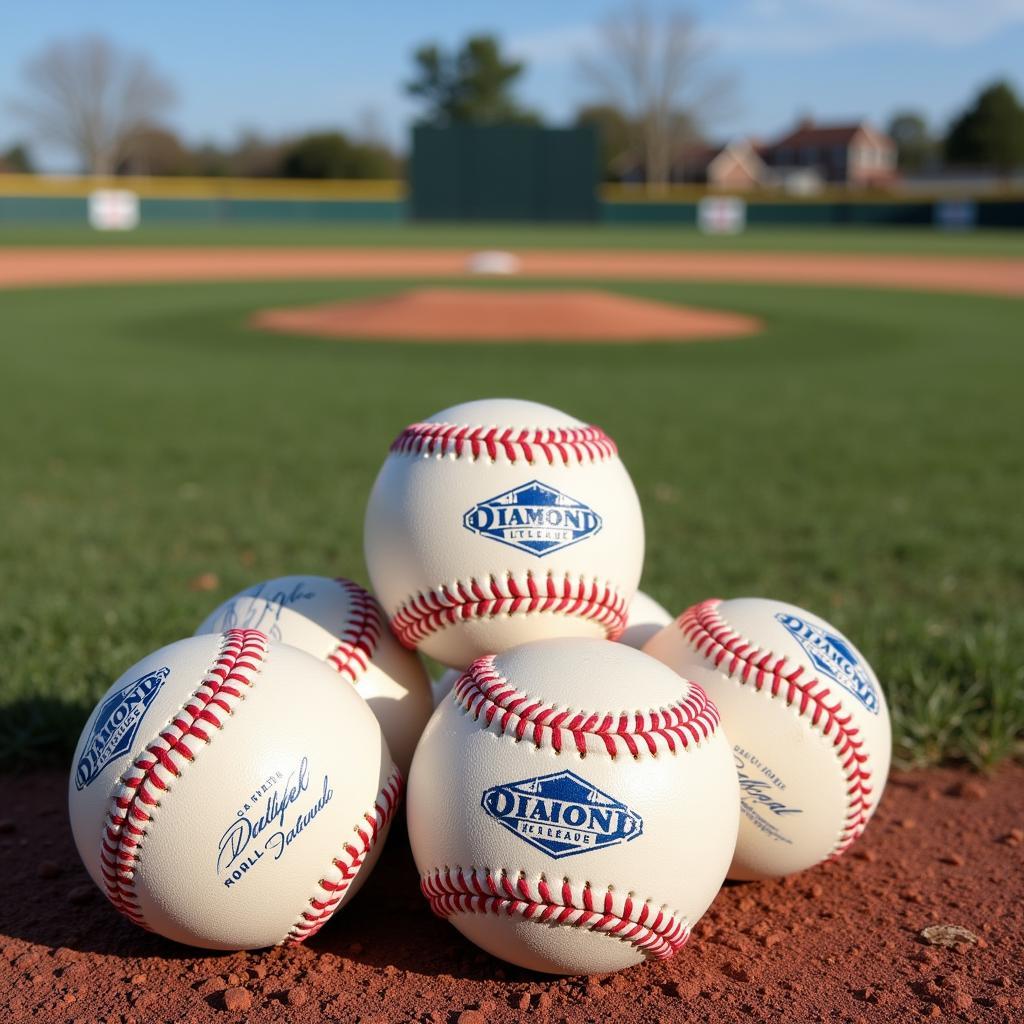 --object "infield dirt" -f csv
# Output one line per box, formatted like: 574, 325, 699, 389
251, 288, 762, 342
1, 764, 1021, 1024
1, 247, 1022, 296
